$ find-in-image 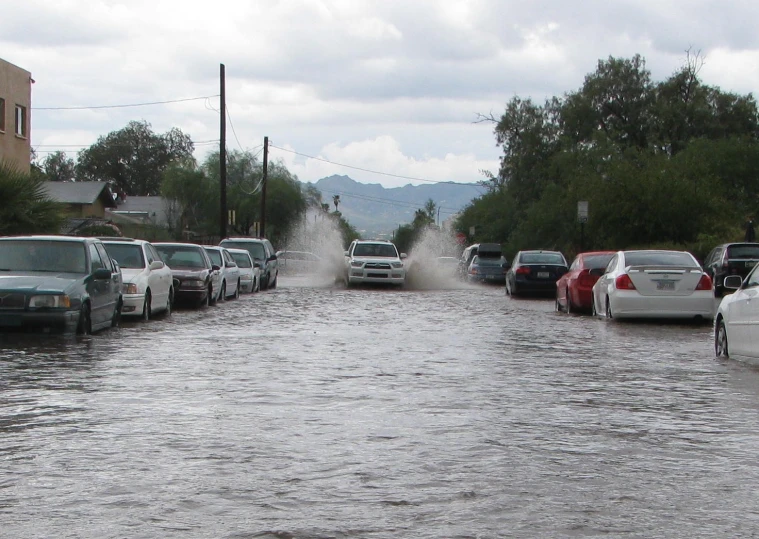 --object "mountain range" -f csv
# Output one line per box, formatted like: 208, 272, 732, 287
308, 175, 483, 237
